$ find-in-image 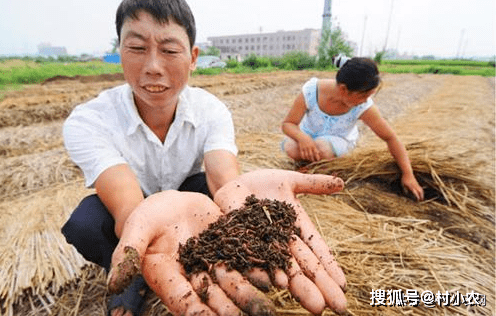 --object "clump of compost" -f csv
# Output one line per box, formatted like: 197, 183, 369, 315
179, 195, 301, 276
